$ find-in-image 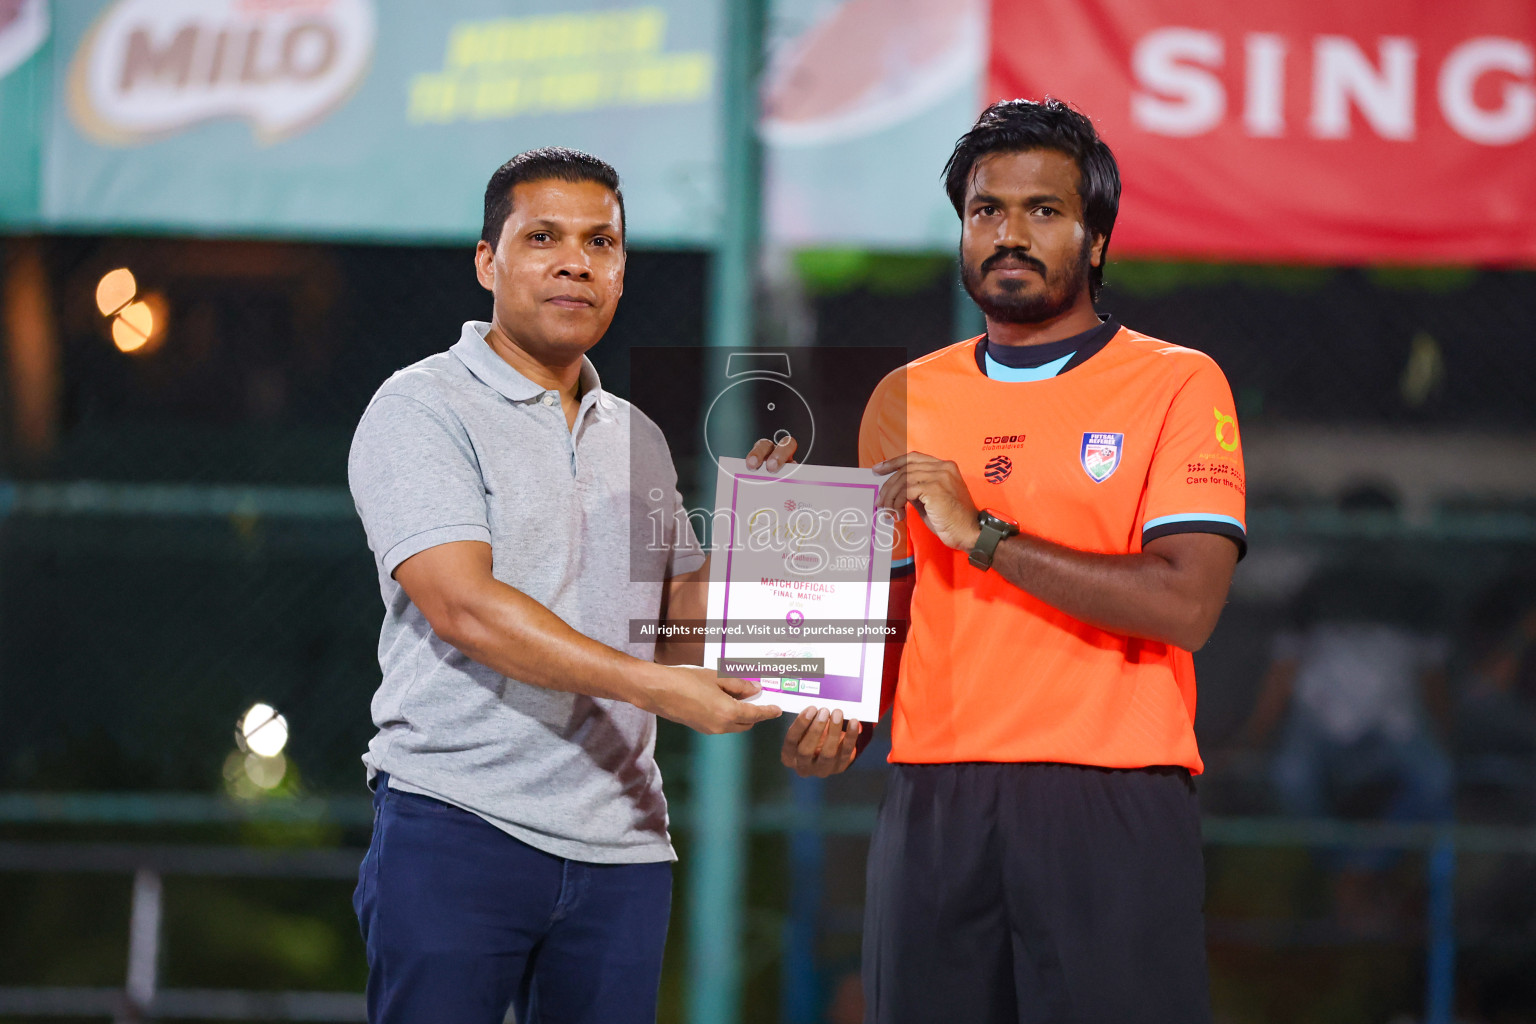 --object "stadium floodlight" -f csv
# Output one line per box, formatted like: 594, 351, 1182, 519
95, 268, 167, 355
95, 267, 136, 317
243, 753, 287, 790
237, 702, 289, 758
111, 301, 154, 352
